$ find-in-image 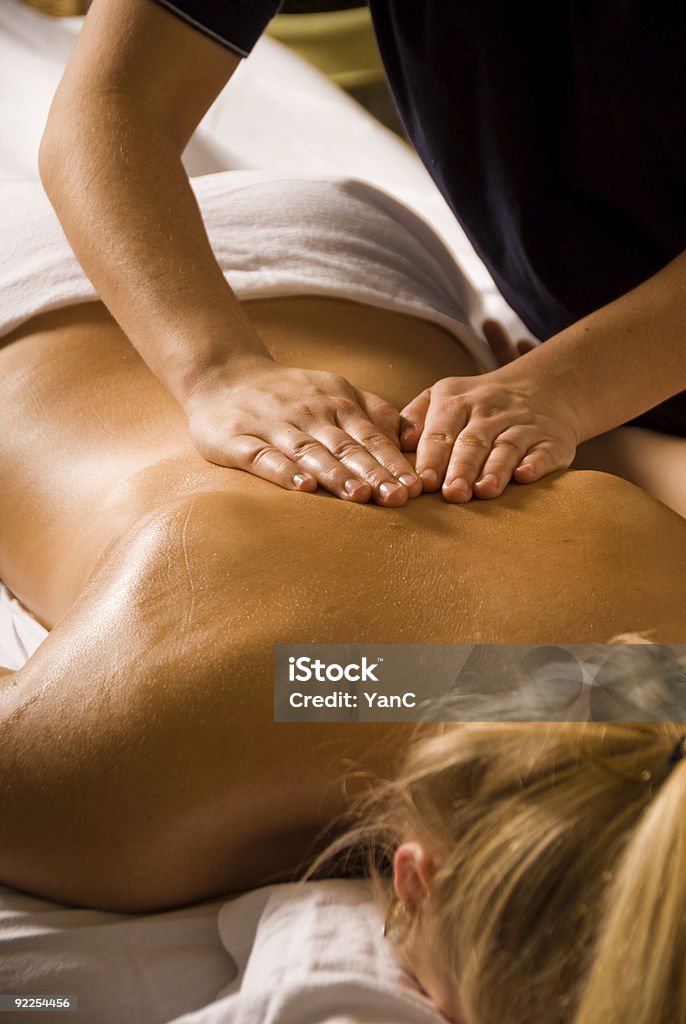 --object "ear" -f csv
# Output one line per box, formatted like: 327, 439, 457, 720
393, 842, 436, 910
